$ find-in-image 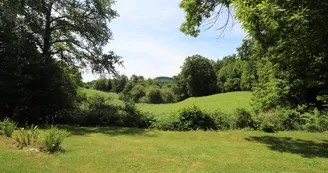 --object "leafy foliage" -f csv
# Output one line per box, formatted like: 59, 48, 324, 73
179, 0, 328, 112
175, 55, 217, 100
14, 125, 39, 148
2, 118, 17, 137
42, 126, 70, 153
